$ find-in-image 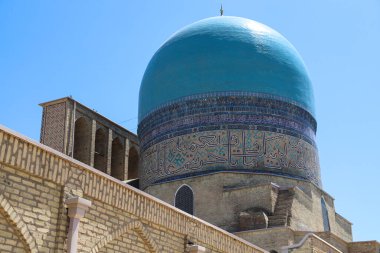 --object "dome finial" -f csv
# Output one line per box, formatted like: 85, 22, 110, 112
220, 4, 224, 16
